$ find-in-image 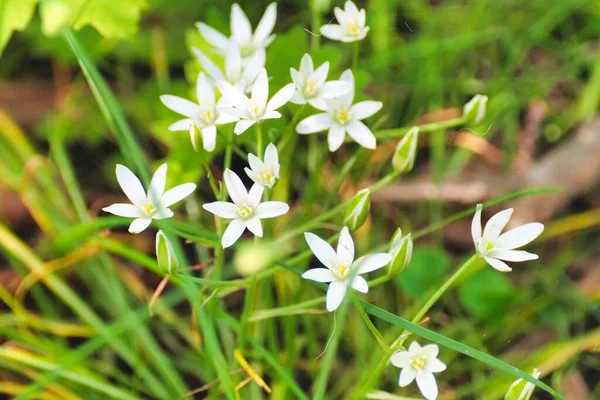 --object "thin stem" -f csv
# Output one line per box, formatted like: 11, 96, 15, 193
375, 116, 467, 140
238, 273, 258, 349
352, 41, 360, 71
352, 295, 389, 351
278, 105, 305, 153
256, 123, 263, 159
310, 8, 321, 51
